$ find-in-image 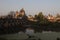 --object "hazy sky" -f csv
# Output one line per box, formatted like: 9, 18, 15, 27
0, 0, 60, 16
